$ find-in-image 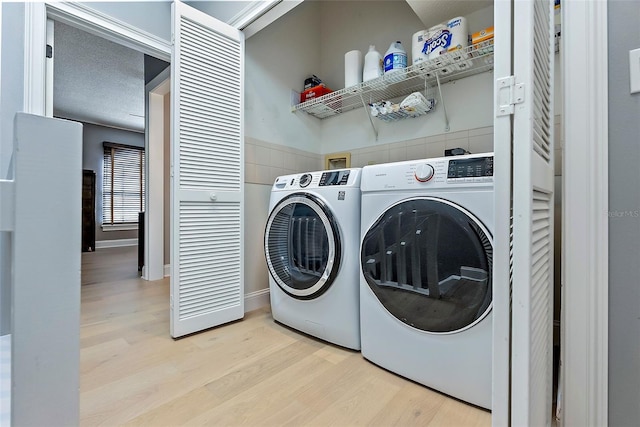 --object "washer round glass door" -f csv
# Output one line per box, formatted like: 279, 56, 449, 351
361, 197, 493, 333
265, 193, 341, 299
